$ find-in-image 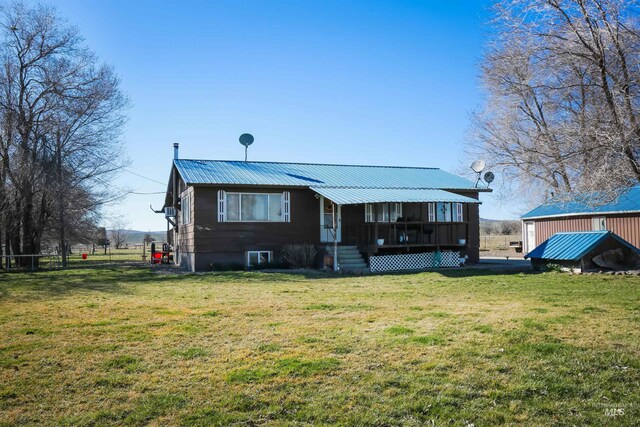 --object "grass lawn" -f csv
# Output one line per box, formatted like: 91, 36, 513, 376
66, 248, 148, 267
1, 267, 639, 426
